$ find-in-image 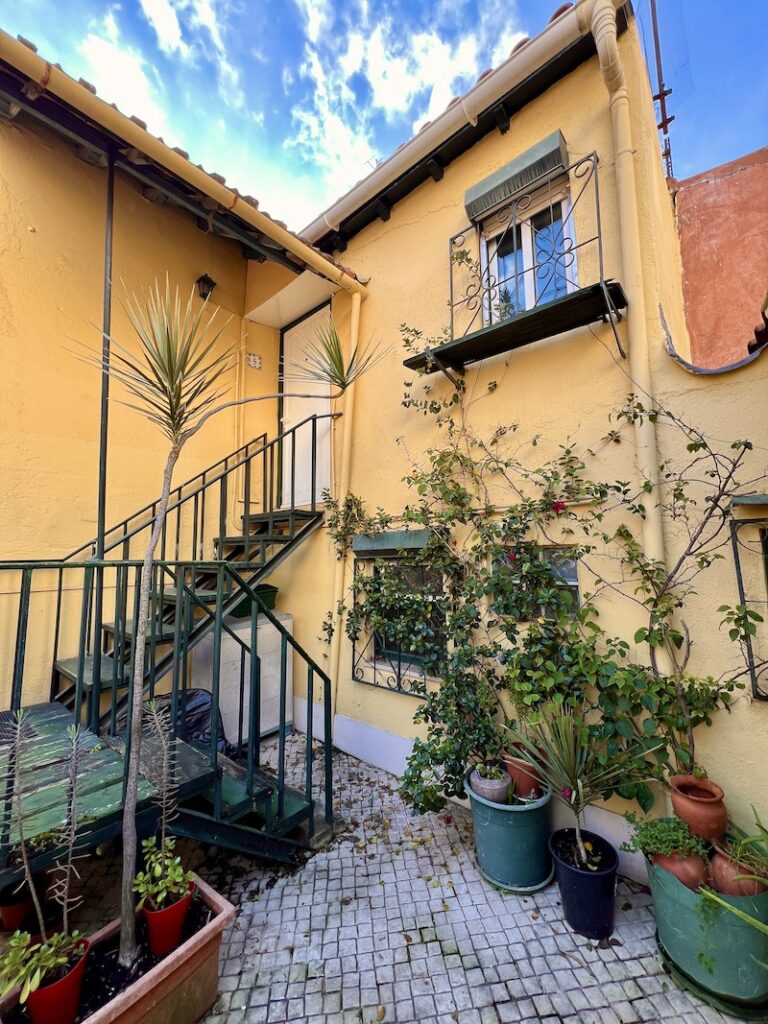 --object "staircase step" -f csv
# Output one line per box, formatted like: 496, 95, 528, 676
54, 655, 130, 689
103, 620, 177, 642
192, 743, 312, 833
217, 535, 292, 547
241, 510, 318, 527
